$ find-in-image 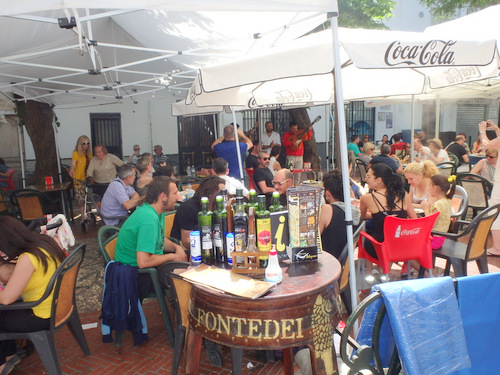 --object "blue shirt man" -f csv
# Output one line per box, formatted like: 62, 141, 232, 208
212, 124, 253, 179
